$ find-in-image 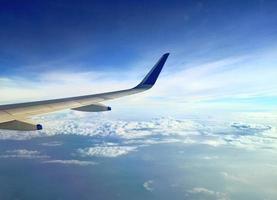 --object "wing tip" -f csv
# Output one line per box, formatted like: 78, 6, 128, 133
135, 53, 169, 89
